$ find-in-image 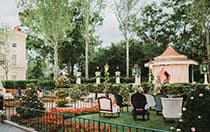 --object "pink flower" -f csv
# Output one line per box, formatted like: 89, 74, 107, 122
191, 127, 196, 132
